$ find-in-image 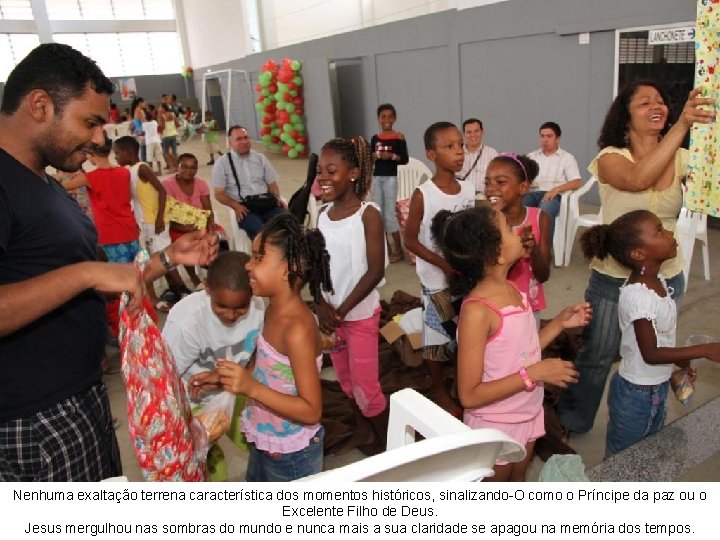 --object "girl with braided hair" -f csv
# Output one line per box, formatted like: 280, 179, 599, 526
316, 136, 389, 455
191, 213, 332, 481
